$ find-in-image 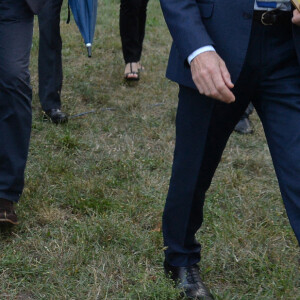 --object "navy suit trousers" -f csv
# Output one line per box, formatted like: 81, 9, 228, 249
163, 20, 300, 266
38, 0, 63, 111
0, 1, 34, 202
